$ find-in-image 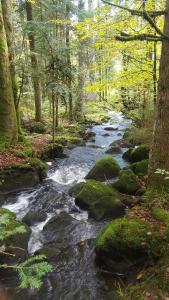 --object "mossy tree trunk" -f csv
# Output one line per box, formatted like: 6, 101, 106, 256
75, 0, 86, 120
148, 0, 169, 186
26, 0, 42, 123
1, 0, 22, 135
0, 1, 18, 148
